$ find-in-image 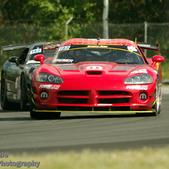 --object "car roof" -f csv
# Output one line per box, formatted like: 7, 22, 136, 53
62, 38, 137, 47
